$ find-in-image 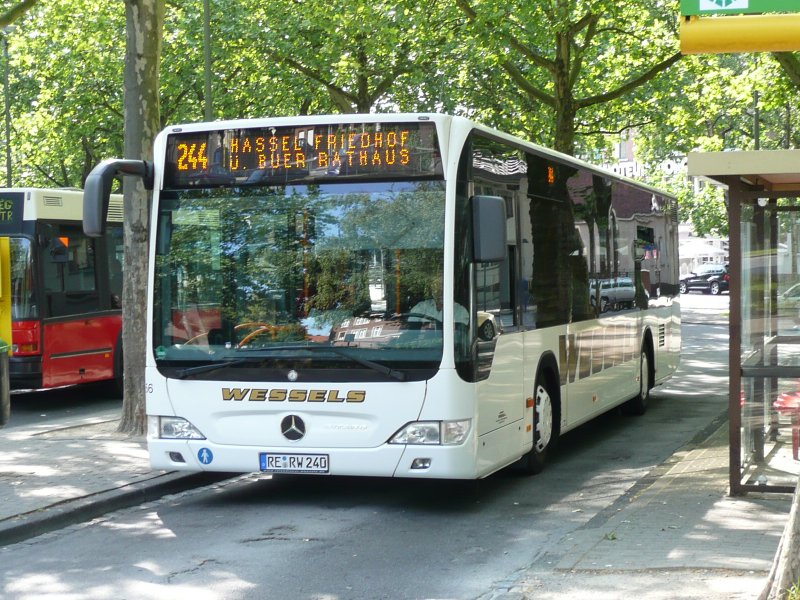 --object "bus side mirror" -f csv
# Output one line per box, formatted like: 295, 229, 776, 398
472, 195, 507, 263
83, 159, 154, 238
